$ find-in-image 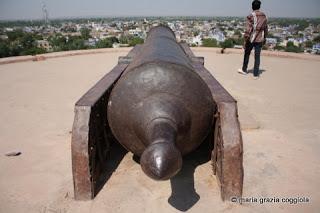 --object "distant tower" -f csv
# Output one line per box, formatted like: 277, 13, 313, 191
42, 2, 49, 26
